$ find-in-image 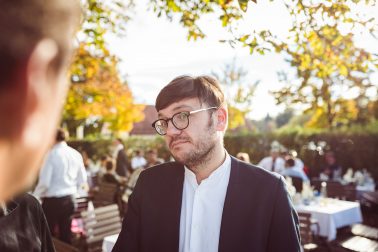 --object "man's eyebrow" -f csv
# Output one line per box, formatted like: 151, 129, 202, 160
157, 105, 194, 118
